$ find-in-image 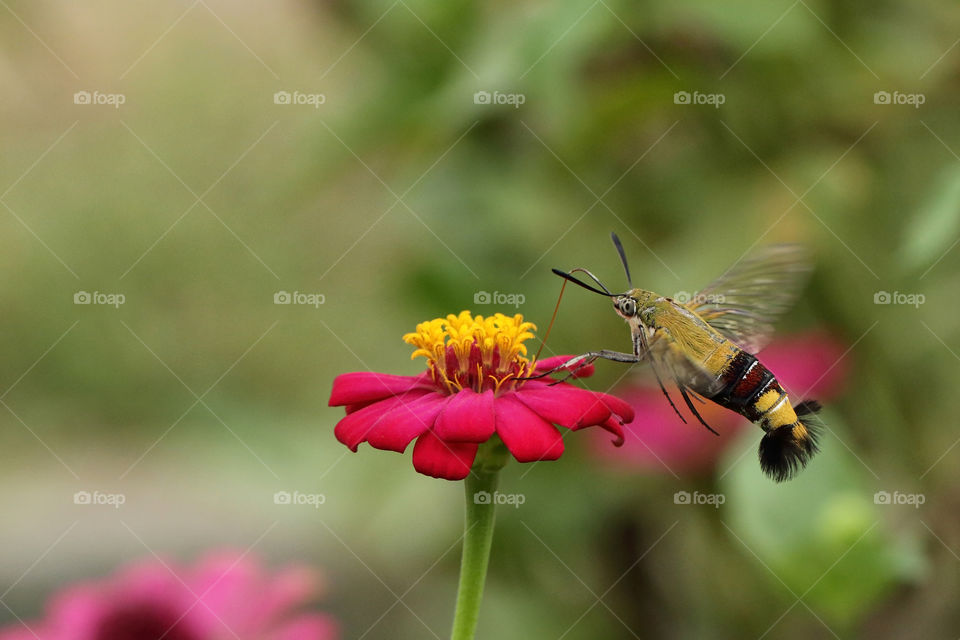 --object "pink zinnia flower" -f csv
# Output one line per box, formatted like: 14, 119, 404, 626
591, 332, 850, 474
0, 552, 338, 640
329, 311, 634, 480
